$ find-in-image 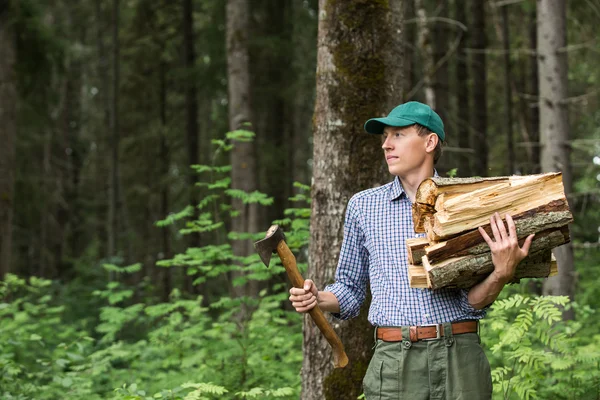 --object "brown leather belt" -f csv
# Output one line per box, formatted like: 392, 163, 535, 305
376, 321, 478, 342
